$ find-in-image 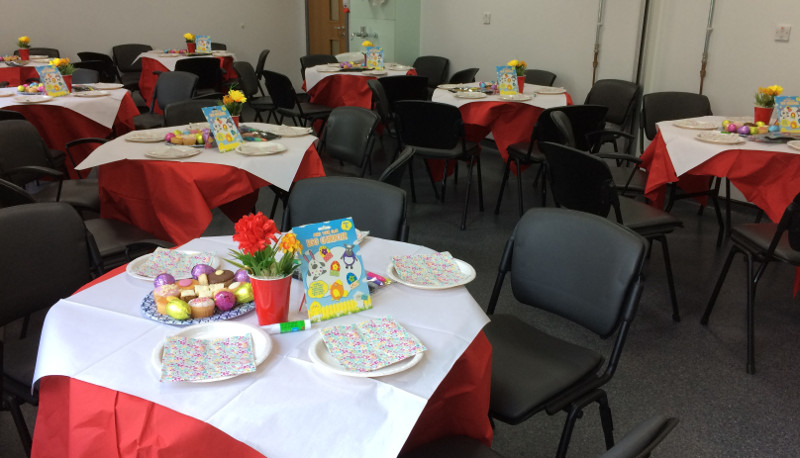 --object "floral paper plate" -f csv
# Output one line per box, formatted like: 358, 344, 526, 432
673, 118, 717, 130
695, 131, 746, 145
